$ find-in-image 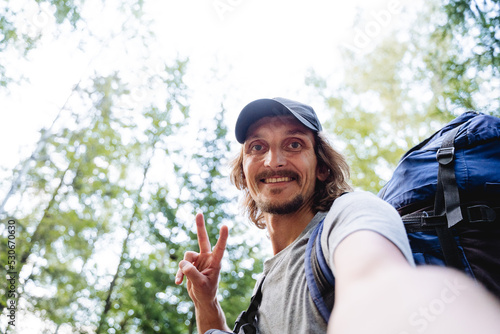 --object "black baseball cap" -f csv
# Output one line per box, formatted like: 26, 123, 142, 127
235, 97, 323, 144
